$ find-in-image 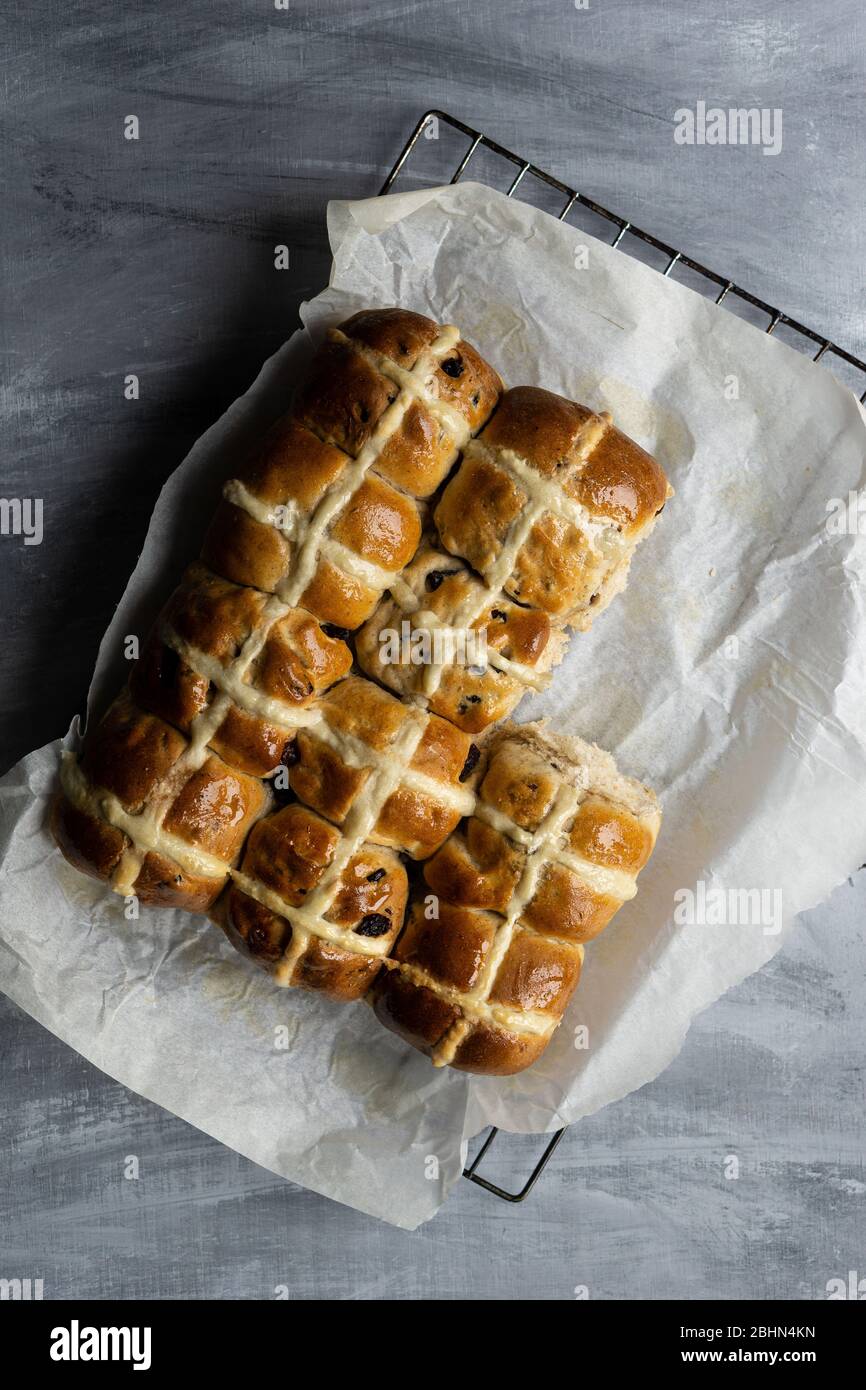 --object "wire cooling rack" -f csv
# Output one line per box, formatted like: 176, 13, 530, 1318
378, 109, 866, 1204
